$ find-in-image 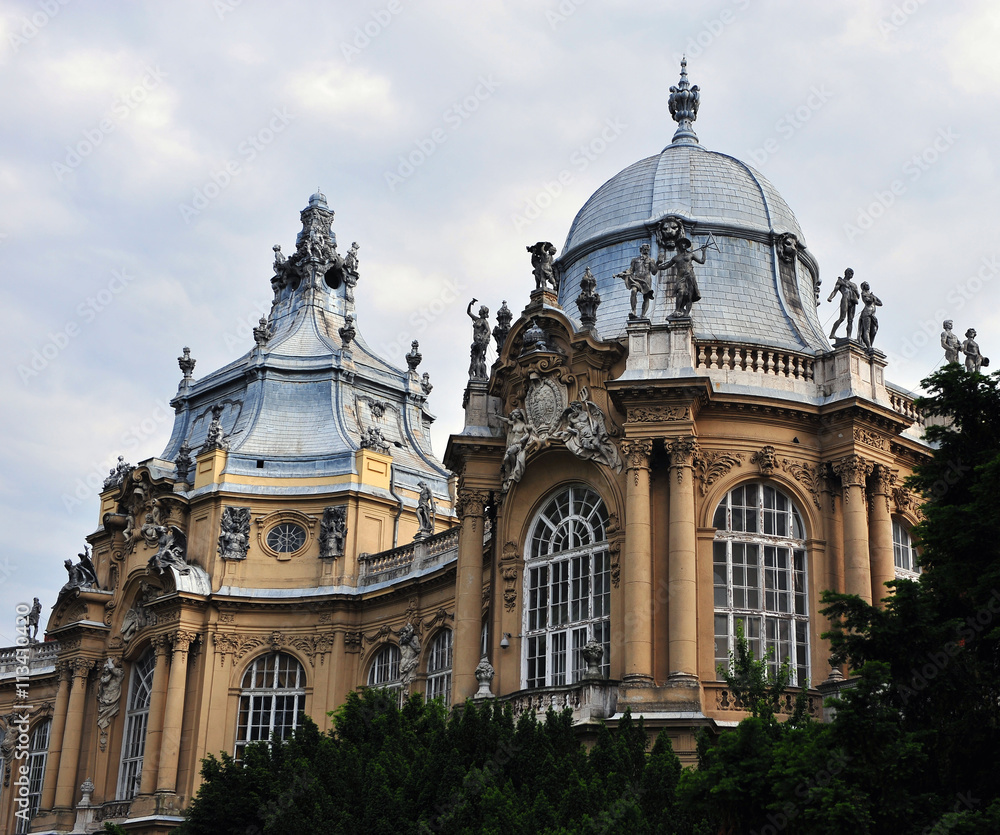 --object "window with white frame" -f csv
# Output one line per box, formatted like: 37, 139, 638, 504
713, 483, 809, 686
367, 644, 402, 704
235, 652, 305, 762
893, 518, 920, 579
15, 719, 51, 834
426, 629, 453, 703
117, 650, 155, 801
523, 485, 611, 689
